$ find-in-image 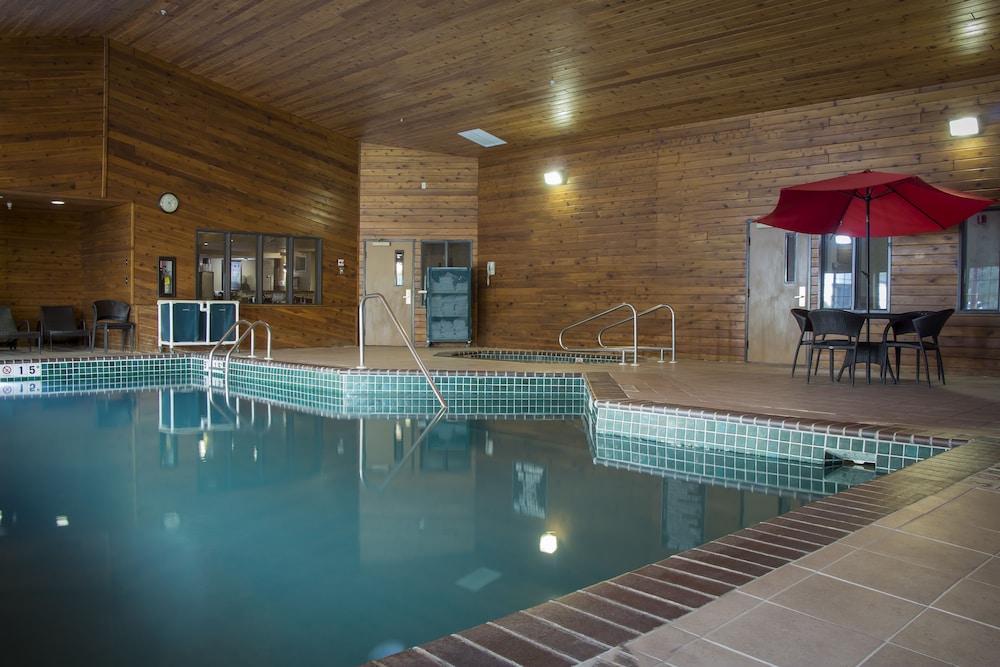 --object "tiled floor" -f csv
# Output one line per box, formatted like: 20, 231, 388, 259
6, 344, 1000, 666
